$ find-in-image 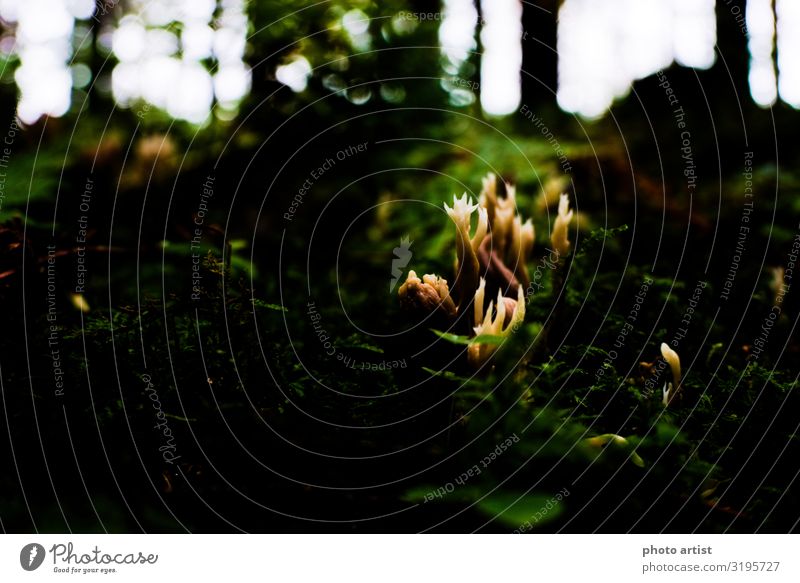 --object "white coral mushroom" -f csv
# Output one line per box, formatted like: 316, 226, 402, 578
476, 174, 535, 285
479, 173, 499, 225
660, 342, 681, 406
398, 270, 457, 317
444, 193, 484, 308
550, 193, 574, 258
468, 283, 525, 367
509, 216, 535, 286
